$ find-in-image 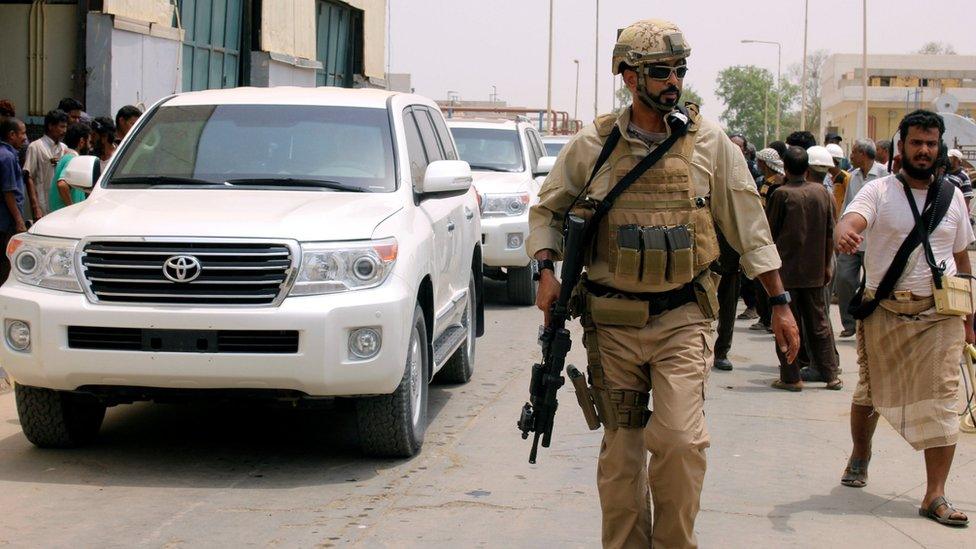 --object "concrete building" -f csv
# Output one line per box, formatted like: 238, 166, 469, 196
820, 53, 976, 145
0, 0, 386, 128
